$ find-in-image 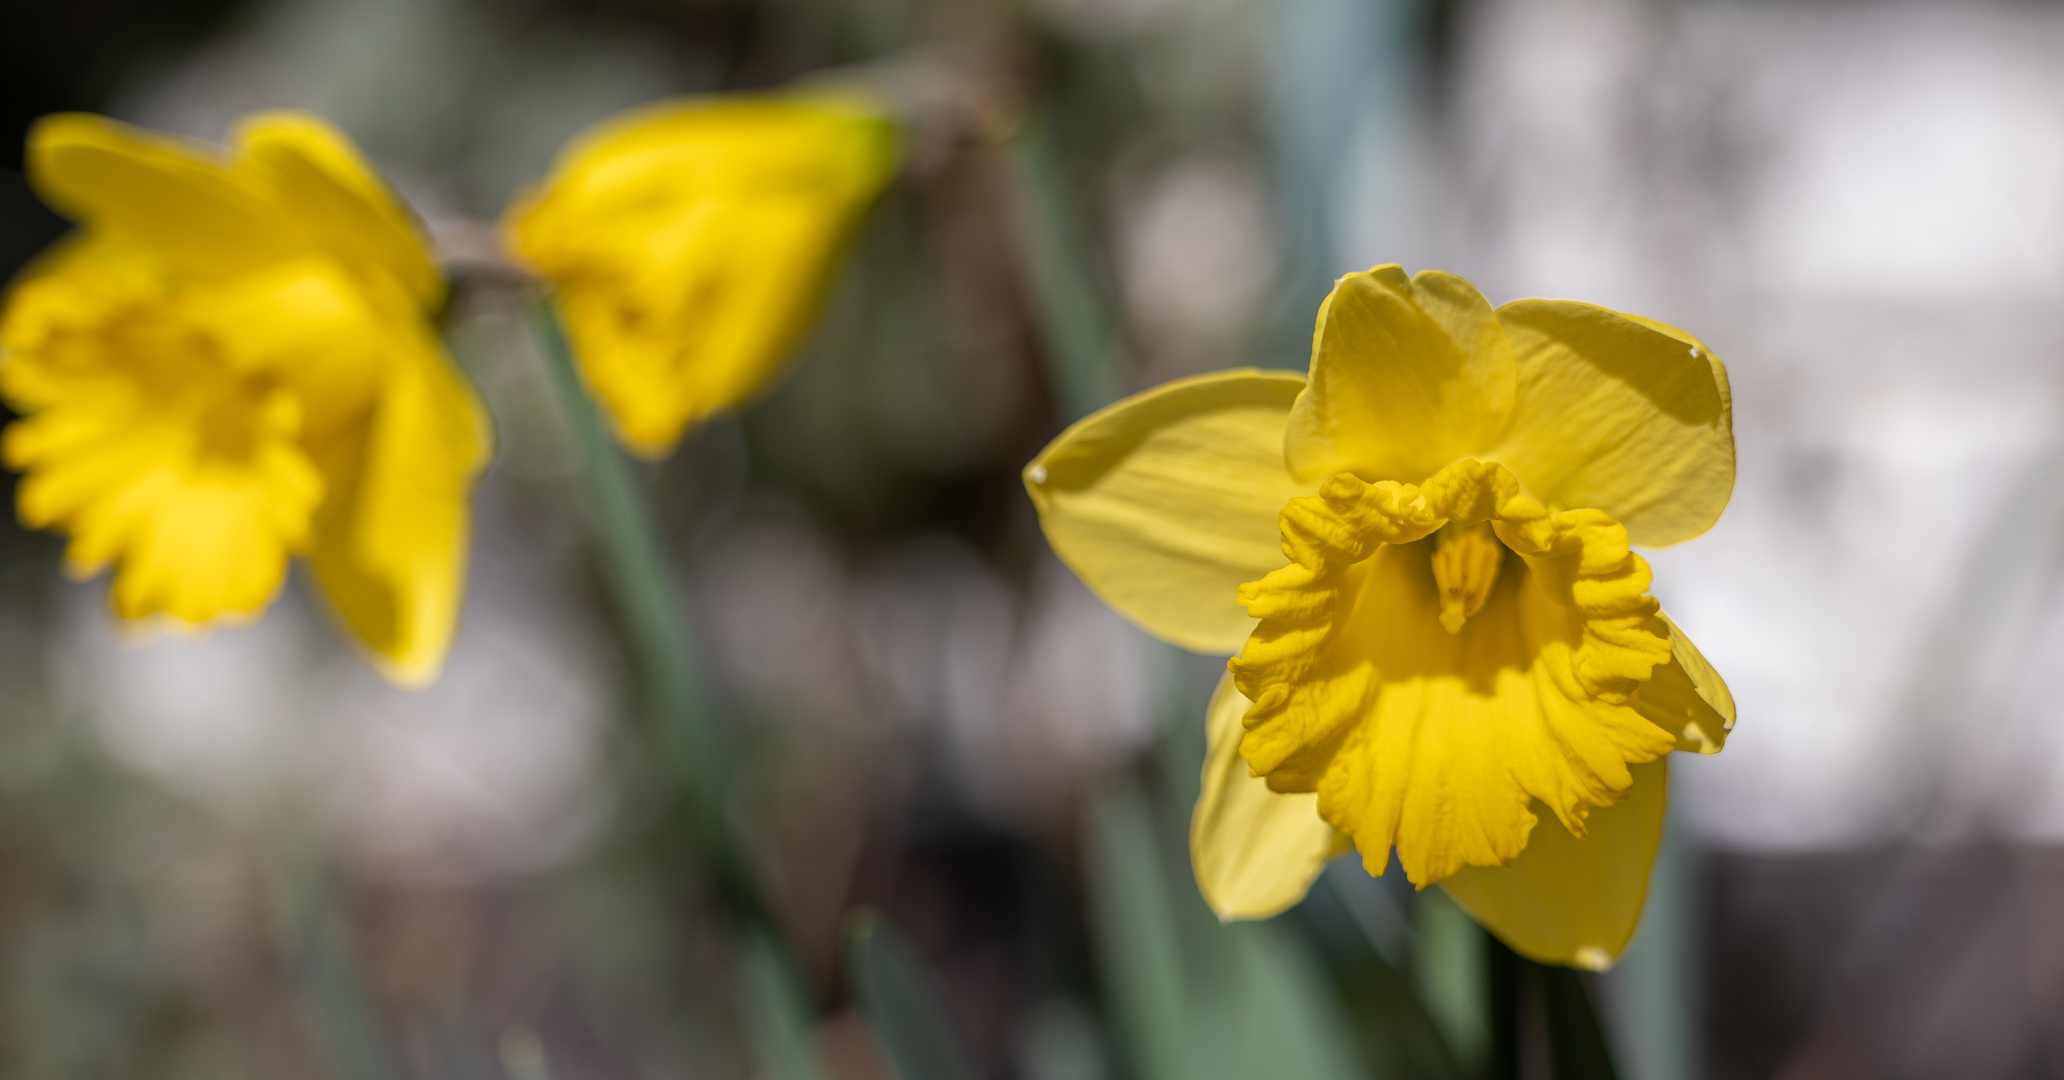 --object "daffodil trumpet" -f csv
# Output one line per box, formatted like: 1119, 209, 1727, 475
0, 111, 491, 685
1026, 265, 1736, 969
504, 93, 896, 458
